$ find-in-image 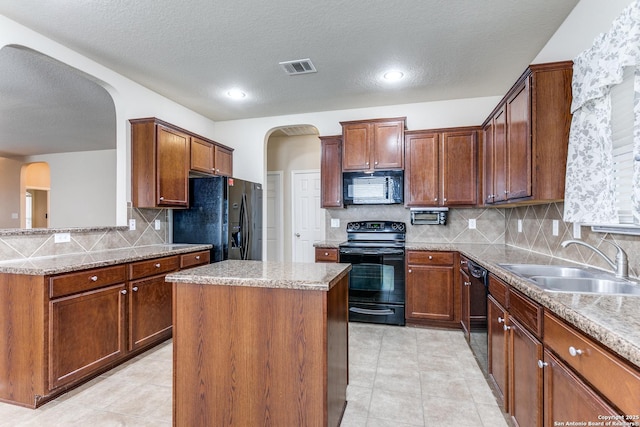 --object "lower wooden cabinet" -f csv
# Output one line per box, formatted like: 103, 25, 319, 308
49, 283, 127, 389
405, 251, 459, 327
543, 349, 619, 425
509, 317, 543, 427
488, 294, 509, 411
128, 274, 173, 352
